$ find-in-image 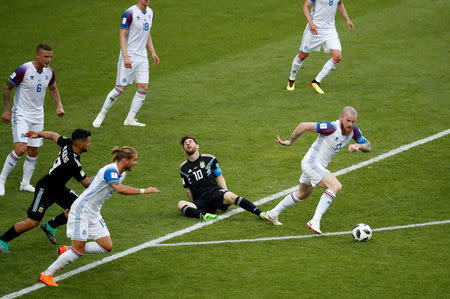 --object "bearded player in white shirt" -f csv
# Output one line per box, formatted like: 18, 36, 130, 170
93, 0, 160, 128
264, 106, 371, 234
0, 44, 65, 196
286, 0, 353, 94
39, 146, 160, 287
